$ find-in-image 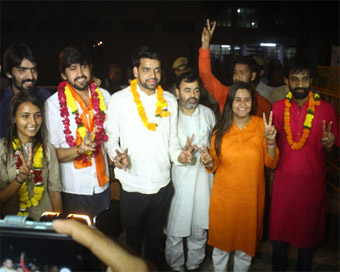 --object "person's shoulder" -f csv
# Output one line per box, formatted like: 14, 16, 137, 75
98, 87, 110, 97
198, 104, 214, 116
36, 87, 52, 101
45, 91, 59, 104
163, 90, 177, 103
